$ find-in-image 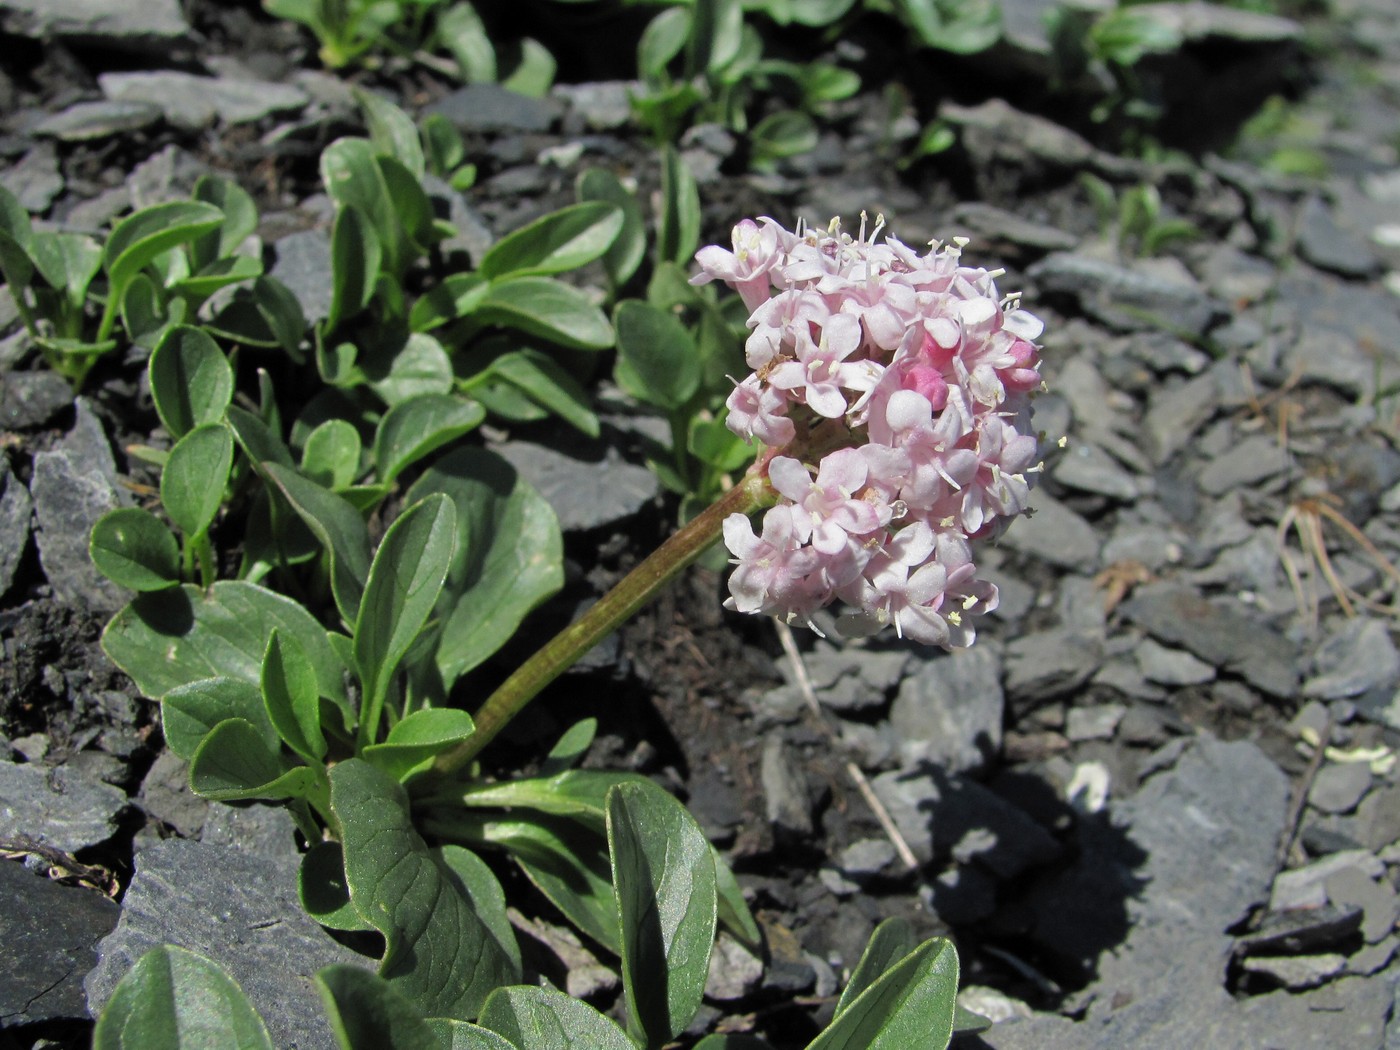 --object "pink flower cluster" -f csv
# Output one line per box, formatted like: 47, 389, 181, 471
693, 215, 1045, 647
